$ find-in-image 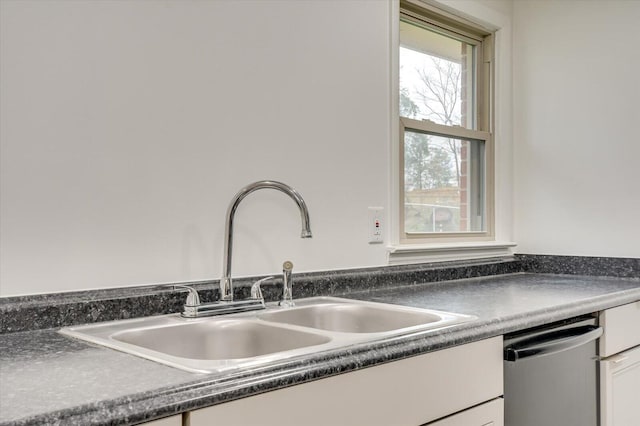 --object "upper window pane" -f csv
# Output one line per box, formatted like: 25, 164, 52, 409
399, 19, 476, 130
